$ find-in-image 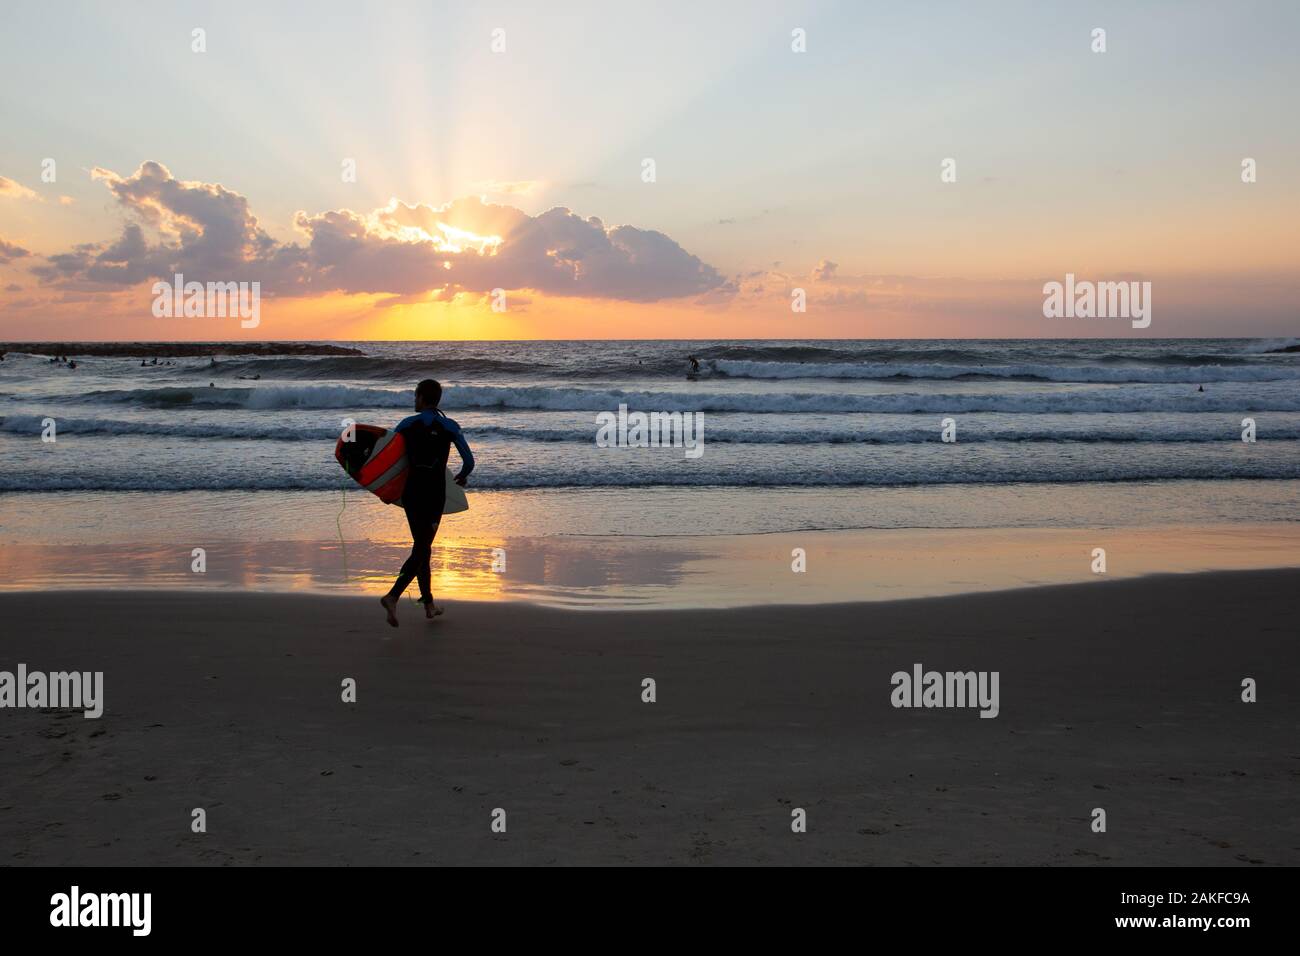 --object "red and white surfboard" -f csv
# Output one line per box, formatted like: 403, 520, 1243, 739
335, 424, 408, 503
334, 424, 468, 513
